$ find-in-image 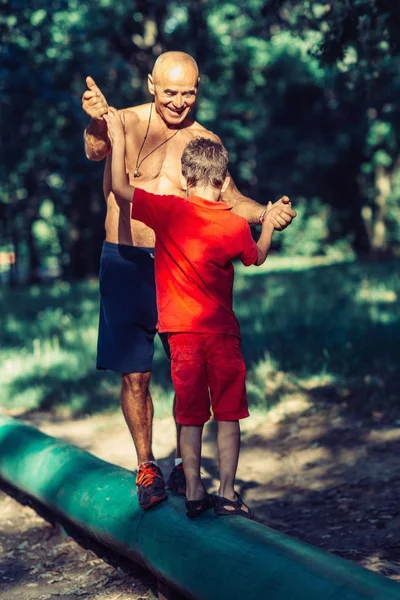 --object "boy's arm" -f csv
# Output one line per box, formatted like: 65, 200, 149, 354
103, 108, 134, 203
254, 202, 291, 265
104, 108, 173, 229
255, 219, 274, 266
